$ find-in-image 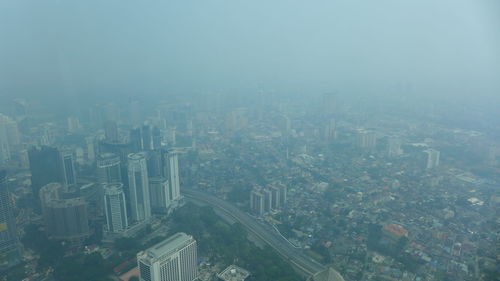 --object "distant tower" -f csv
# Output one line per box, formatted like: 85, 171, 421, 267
137, 233, 198, 281
97, 153, 122, 184
0, 114, 20, 165
356, 130, 377, 150
166, 150, 181, 201
0, 170, 21, 269
28, 146, 63, 199
61, 150, 77, 188
387, 137, 403, 157
424, 149, 440, 169
104, 121, 119, 143
128, 152, 151, 222
67, 117, 80, 133
39, 183, 90, 244
104, 183, 128, 233
149, 177, 170, 214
